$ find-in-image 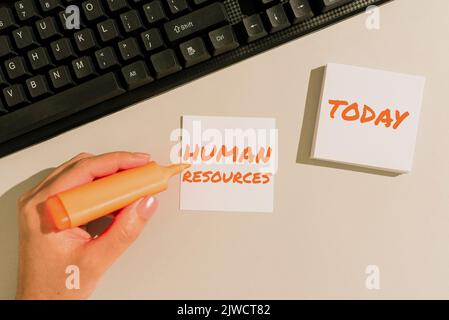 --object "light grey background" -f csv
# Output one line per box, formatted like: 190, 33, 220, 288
1, 0, 448, 299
